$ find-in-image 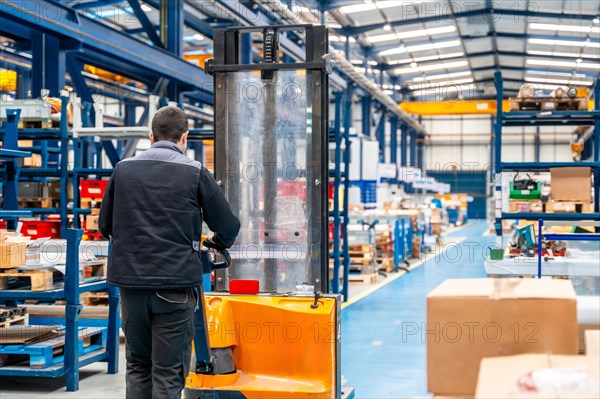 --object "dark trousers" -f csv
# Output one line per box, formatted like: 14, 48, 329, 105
120, 287, 197, 399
